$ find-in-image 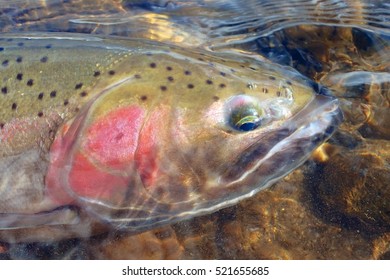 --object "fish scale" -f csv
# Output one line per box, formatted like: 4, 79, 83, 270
0, 34, 342, 242
0, 38, 125, 125
0, 36, 130, 157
